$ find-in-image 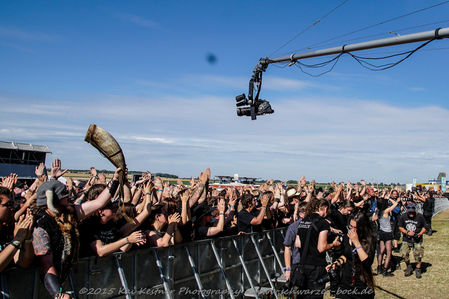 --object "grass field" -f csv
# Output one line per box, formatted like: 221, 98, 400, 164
372, 208, 449, 299
65, 171, 191, 185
